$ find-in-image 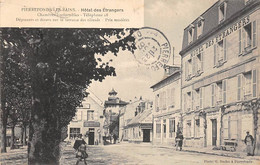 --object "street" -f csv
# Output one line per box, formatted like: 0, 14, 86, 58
2, 143, 259, 165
